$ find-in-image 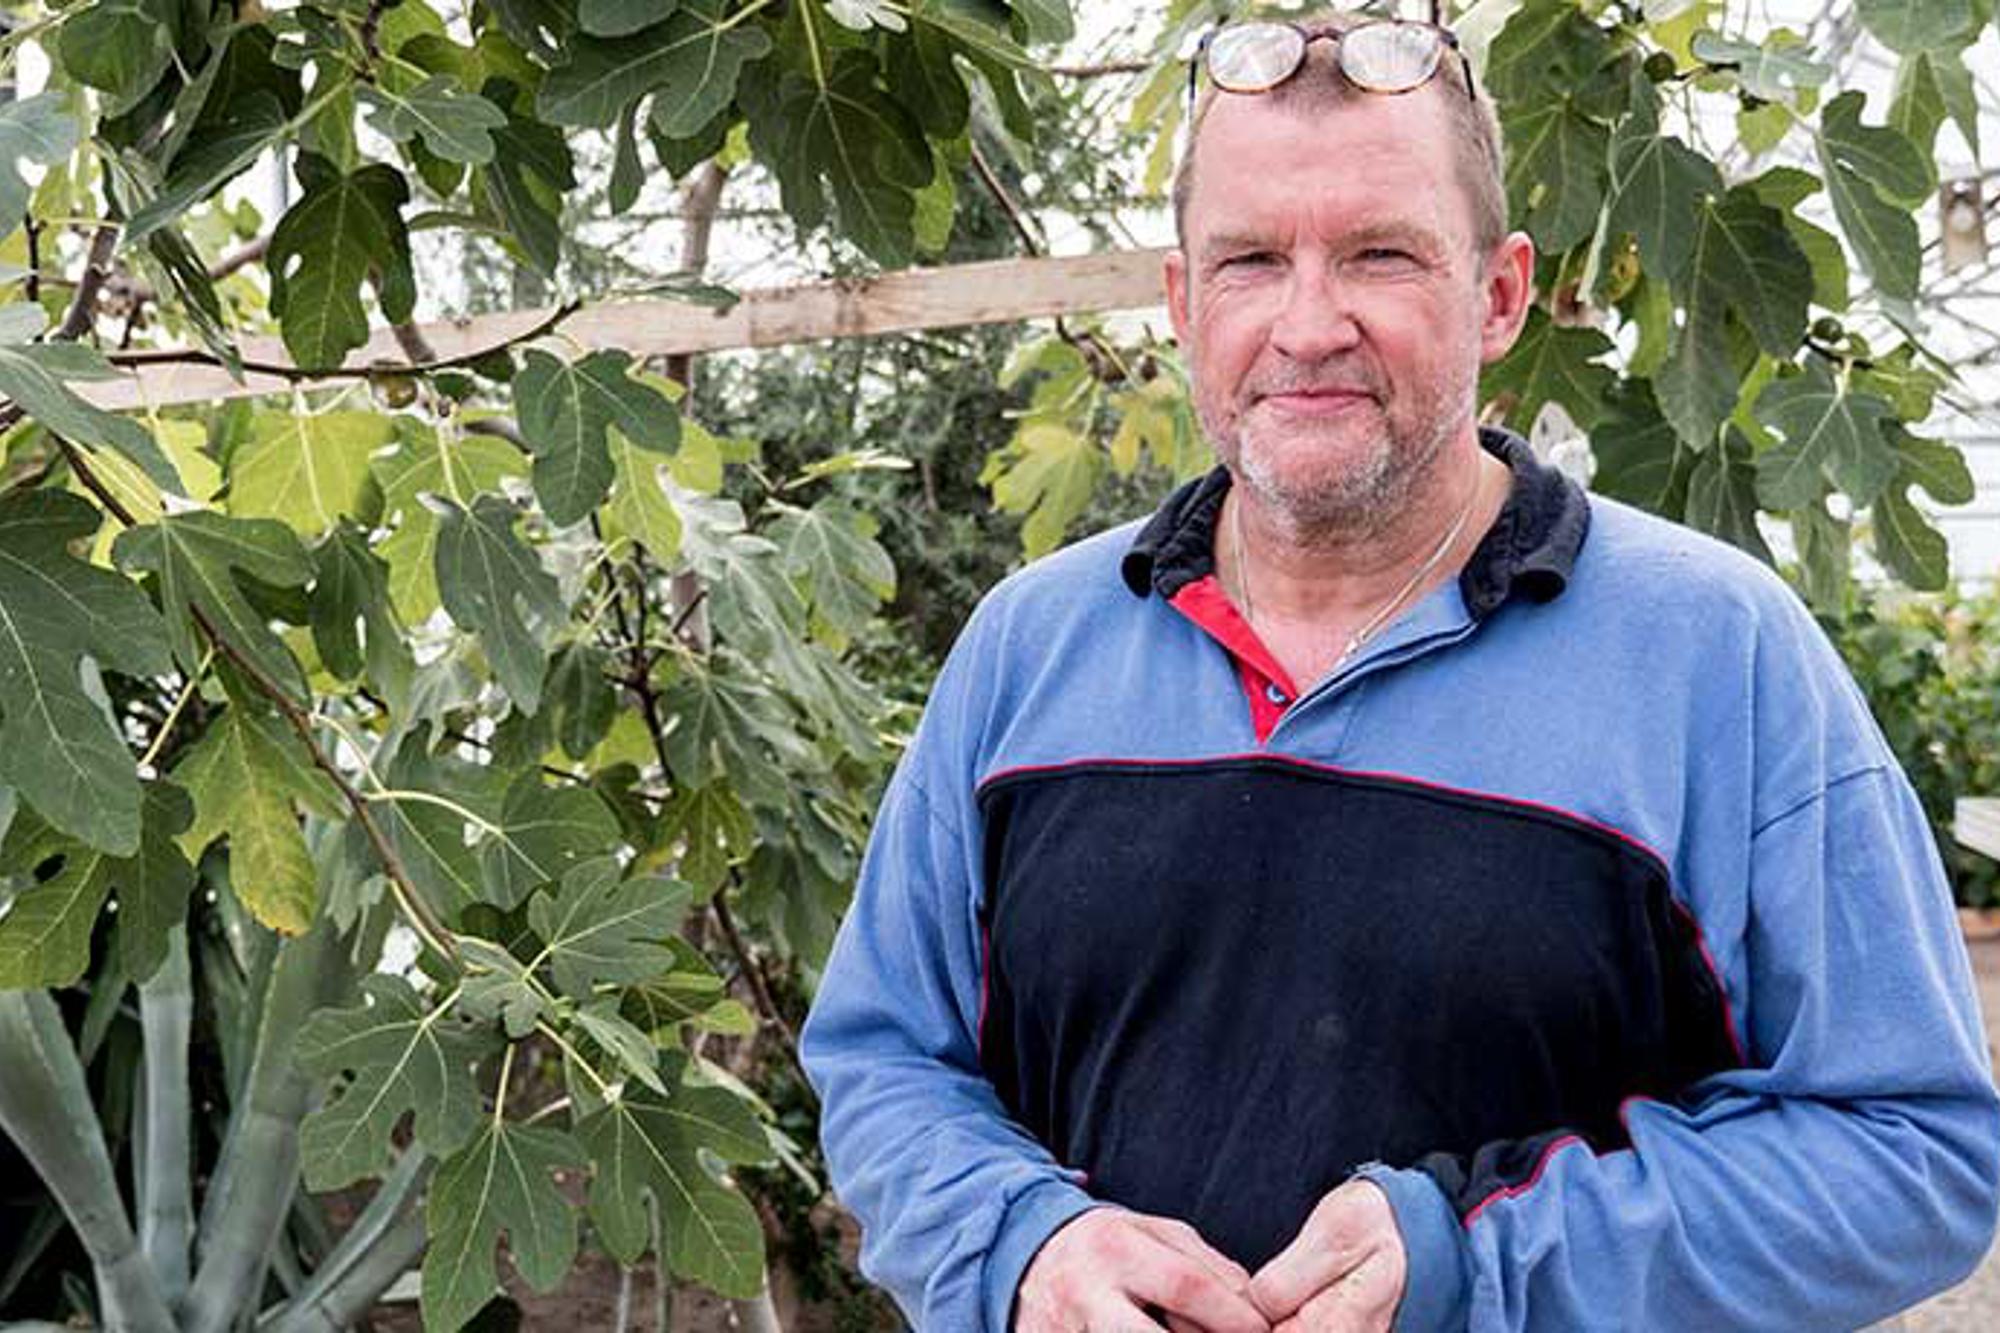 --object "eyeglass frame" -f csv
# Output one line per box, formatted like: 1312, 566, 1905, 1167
1183, 2, 1479, 119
